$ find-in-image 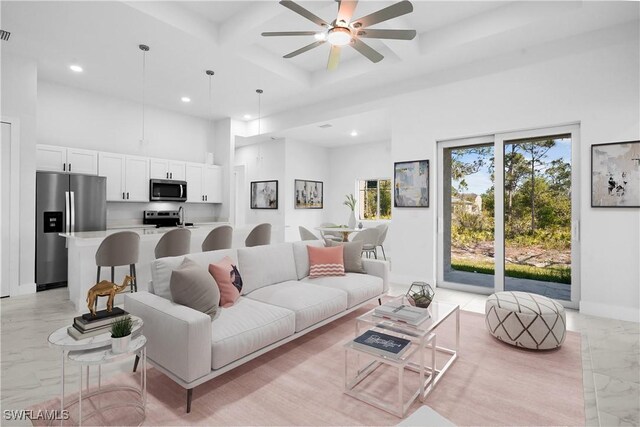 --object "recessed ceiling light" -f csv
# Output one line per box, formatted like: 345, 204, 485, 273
69, 65, 83, 73
243, 114, 252, 120
350, 130, 358, 137
181, 97, 191, 103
